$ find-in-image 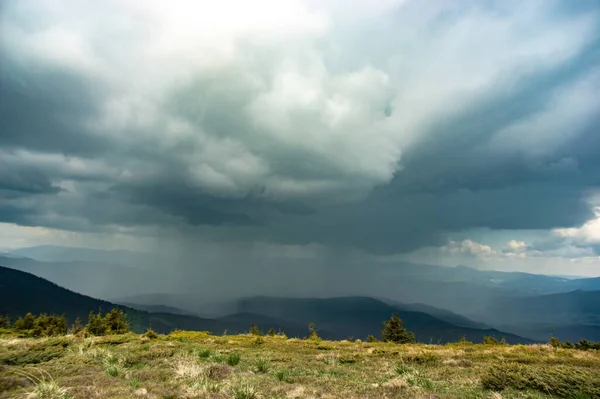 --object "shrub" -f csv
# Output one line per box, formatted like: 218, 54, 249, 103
308, 322, 320, 341
548, 337, 600, 350
482, 362, 600, 398
549, 336, 562, 348
13, 313, 67, 337
249, 323, 262, 336
575, 339, 600, 350
483, 336, 499, 345
226, 353, 241, 366
86, 310, 107, 336
104, 308, 129, 334
69, 317, 84, 335
366, 334, 379, 343
0, 315, 9, 328
564, 340, 574, 349
458, 336, 473, 344
32, 314, 67, 337
14, 312, 36, 331
382, 314, 415, 344
85, 308, 129, 336
143, 328, 158, 339
267, 328, 276, 337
